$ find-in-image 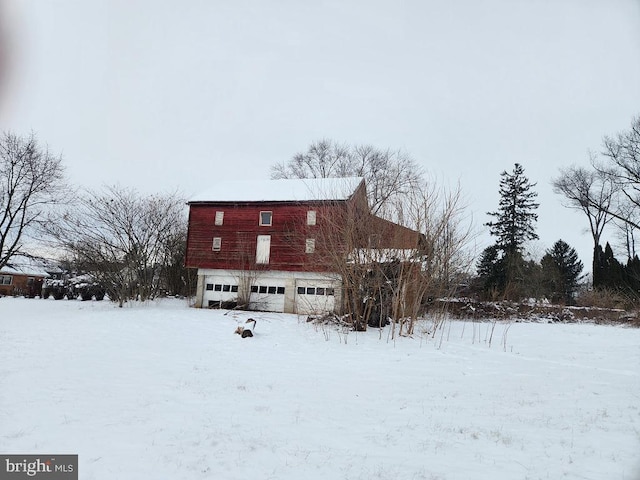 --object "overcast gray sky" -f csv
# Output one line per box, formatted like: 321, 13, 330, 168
1, 0, 640, 270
